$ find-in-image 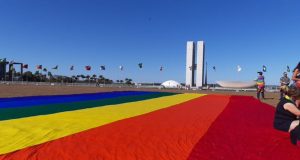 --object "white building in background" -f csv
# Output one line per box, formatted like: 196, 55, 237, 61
161, 80, 182, 88
185, 41, 205, 88
185, 41, 195, 87
196, 41, 205, 88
